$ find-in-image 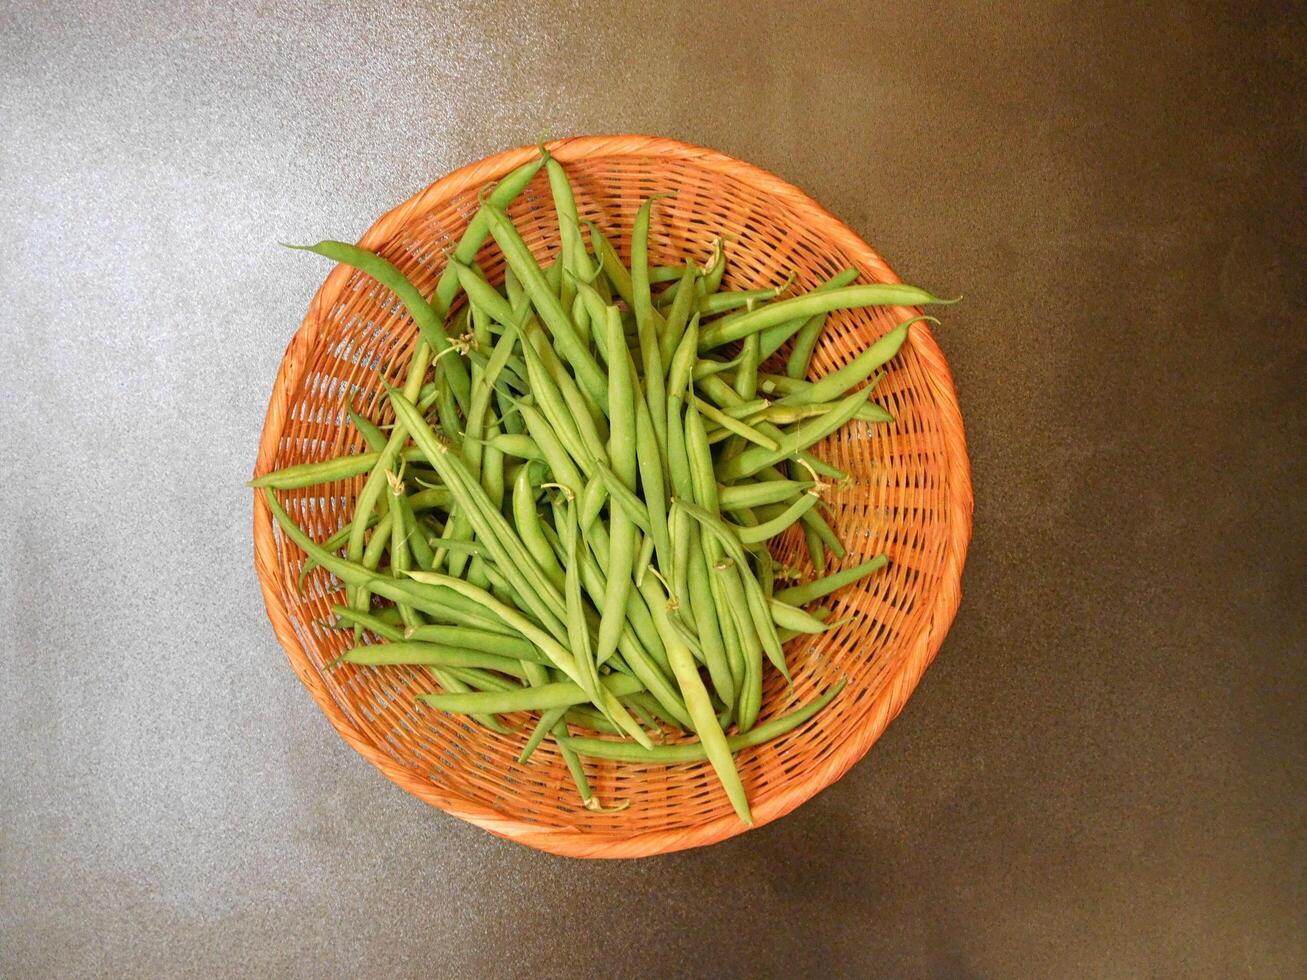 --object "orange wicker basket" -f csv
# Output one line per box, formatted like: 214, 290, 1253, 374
252, 135, 972, 858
